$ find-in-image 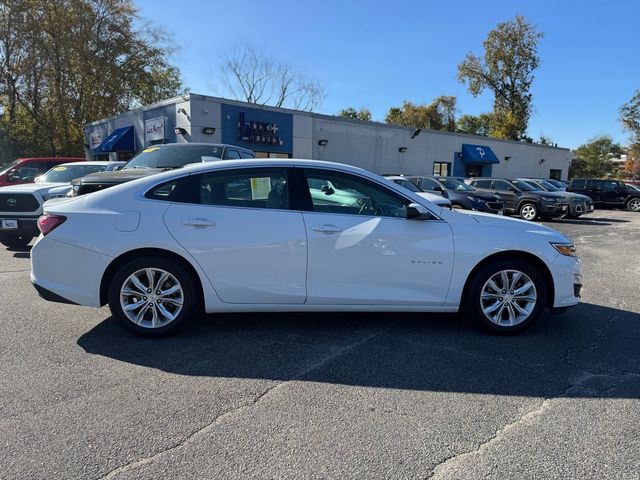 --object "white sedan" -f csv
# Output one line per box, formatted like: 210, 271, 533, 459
30, 159, 582, 335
